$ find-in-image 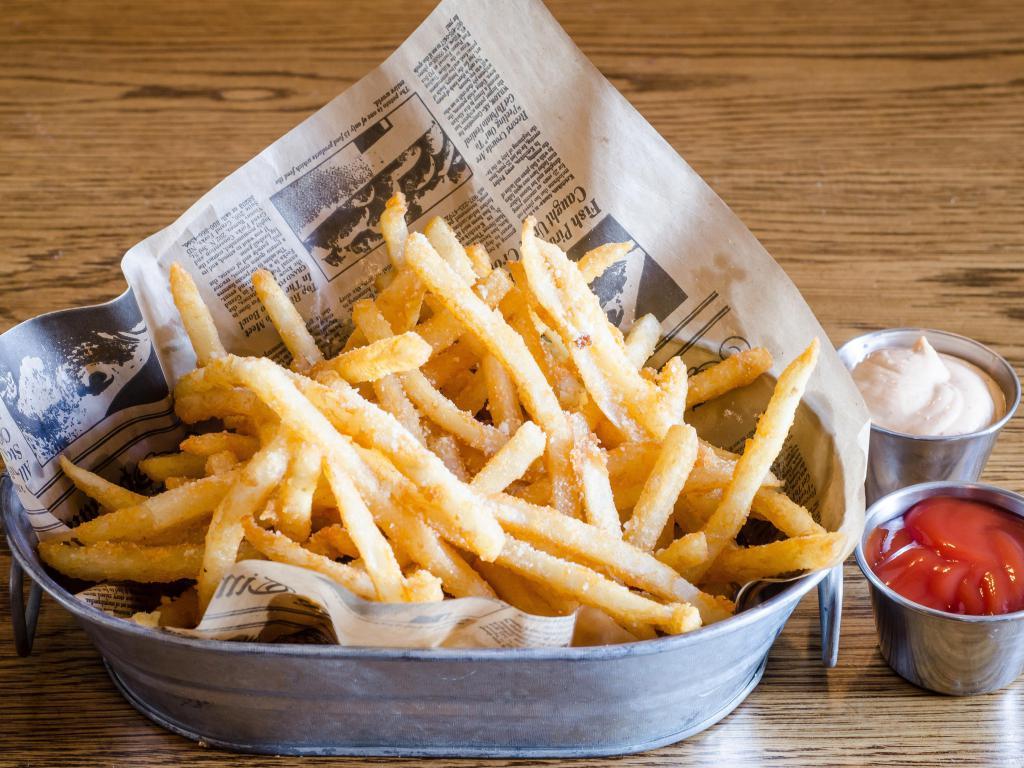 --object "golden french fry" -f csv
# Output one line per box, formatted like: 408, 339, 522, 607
180, 432, 259, 460
169, 262, 226, 366
375, 267, 425, 333
317, 331, 432, 383
60, 470, 241, 544
623, 423, 698, 551
198, 437, 291, 609
451, 368, 489, 415
687, 347, 773, 409
352, 299, 506, 454
576, 241, 632, 284
465, 243, 492, 278
380, 192, 410, 269
691, 339, 820, 582
493, 495, 732, 624
405, 232, 578, 516
482, 354, 523, 435
623, 313, 660, 368
413, 268, 511, 356
59, 455, 146, 510
425, 216, 477, 285
39, 539, 203, 583
751, 488, 826, 537
569, 414, 620, 537
706, 532, 845, 583
430, 434, 469, 481
654, 531, 709, 571
241, 515, 377, 600
204, 450, 239, 476
421, 339, 478, 388
471, 421, 547, 494
497, 537, 699, 634
306, 524, 359, 560
252, 269, 323, 372
139, 452, 207, 482
277, 441, 321, 542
